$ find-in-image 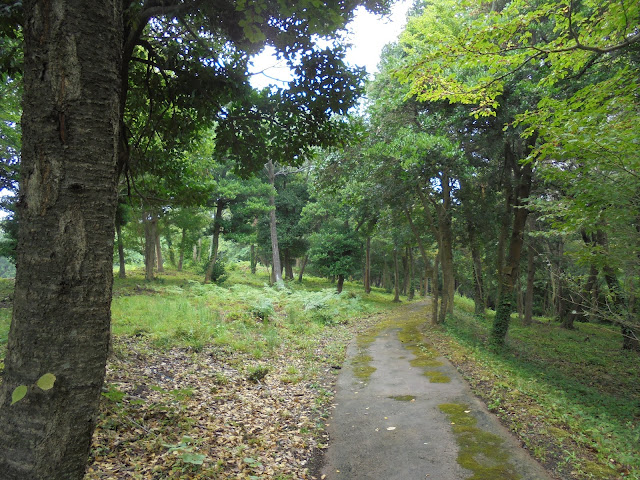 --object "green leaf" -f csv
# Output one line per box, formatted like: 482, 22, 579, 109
36, 373, 56, 391
181, 452, 206, 465
11, 385, 27, 405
